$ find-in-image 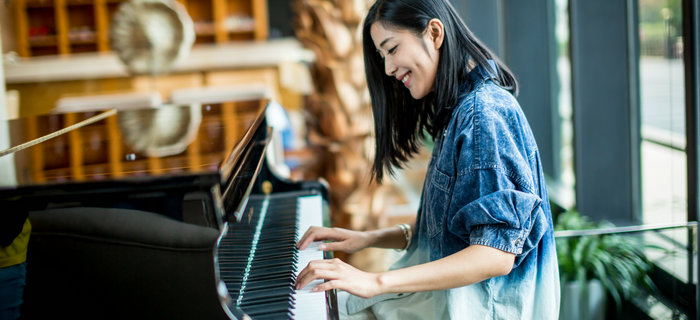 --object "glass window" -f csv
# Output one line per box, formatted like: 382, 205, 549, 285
638, 0, 687, 226
638, 0, 693, 290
